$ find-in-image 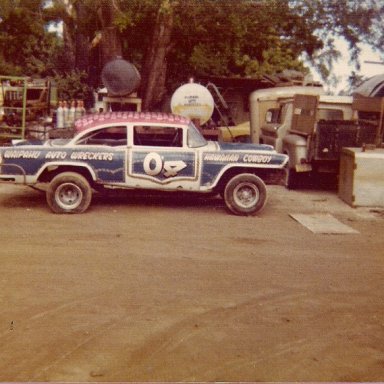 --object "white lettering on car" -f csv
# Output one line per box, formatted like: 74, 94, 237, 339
4, 150, 41, 159
203, 154, 240, 162
70, 152, 114, 161
143, 152, 163, 176
45, 151, 67, 159
203, 153, 272, 164
163, 160, 187, 177
243, 154, 272, 163
143, 152, 187, 178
